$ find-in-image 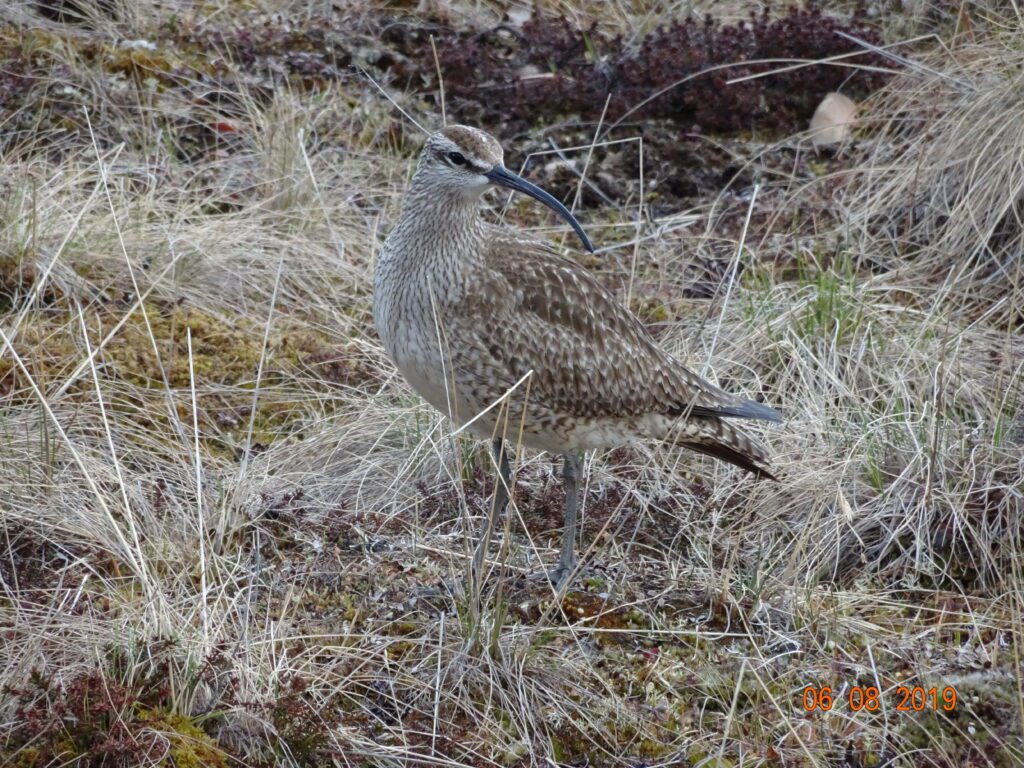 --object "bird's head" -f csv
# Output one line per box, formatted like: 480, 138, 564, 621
416, 124, 594, 252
